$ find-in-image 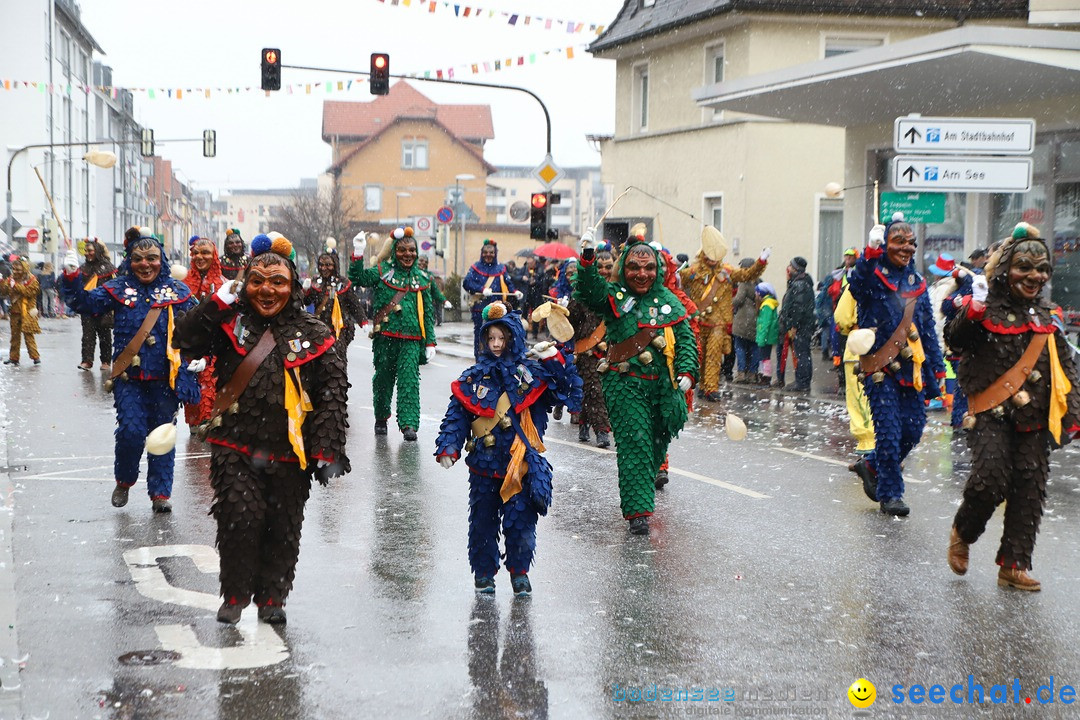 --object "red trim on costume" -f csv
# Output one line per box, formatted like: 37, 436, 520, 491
104, 284, 125, 304
980, 317, 1057, 335
379, 330, 425, 341
636, 312, 688, 330
468, 264, 506, 278
900, 279, 926, 298
208, 437, 301, 463
62, 269, 80, 281
221, 321, 246, 355
514, 382, 549, 412
864, 245, 884, 260
959, 296, 986, 321
212, 295, 232, 311
625, 370, 660, 381
311, 451, 336, 464
678, 373, 695, 389
625, 511, 653, 519
452, 380, 495, 417
284, 334, 336, 368
608, 295, 622, 318
382, 278, 430, 291
934, 371, 946, 379
874, 267, 897, 291
436, 451, 460, 461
